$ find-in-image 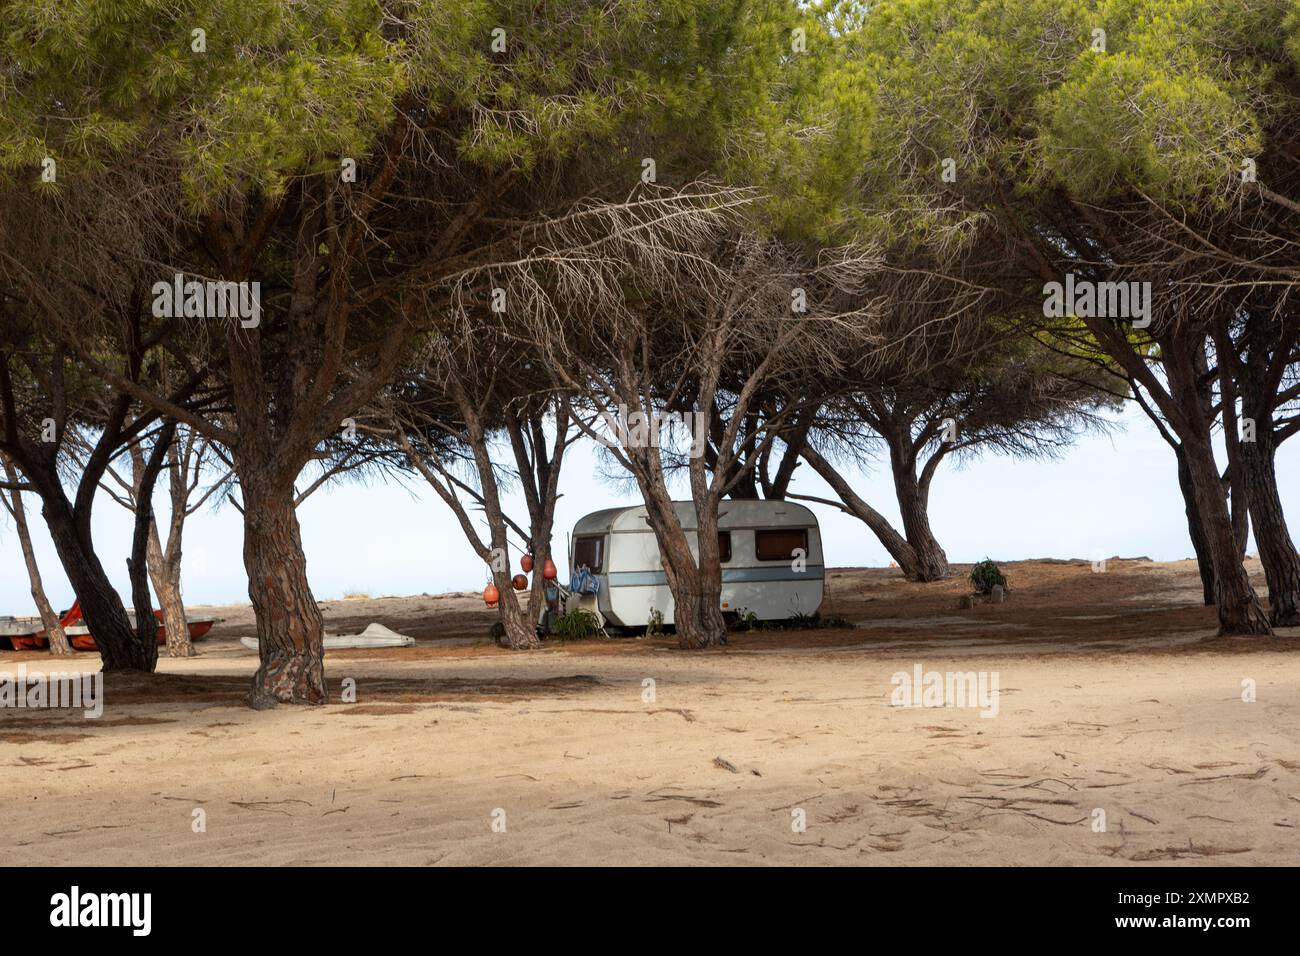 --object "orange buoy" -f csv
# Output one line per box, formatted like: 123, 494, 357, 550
512, 574, 528, 591
542, 558, 558, 580
520, 554, 534, 573
483, 582, 499, 607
